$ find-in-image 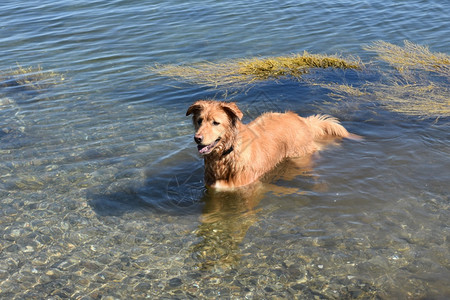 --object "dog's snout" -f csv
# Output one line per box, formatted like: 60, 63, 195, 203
194, 134, 203, 144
